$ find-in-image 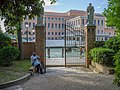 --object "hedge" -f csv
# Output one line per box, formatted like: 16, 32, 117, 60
89, 47, 115, 67
0, 46, 19, 66
0, 33, 11, 48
